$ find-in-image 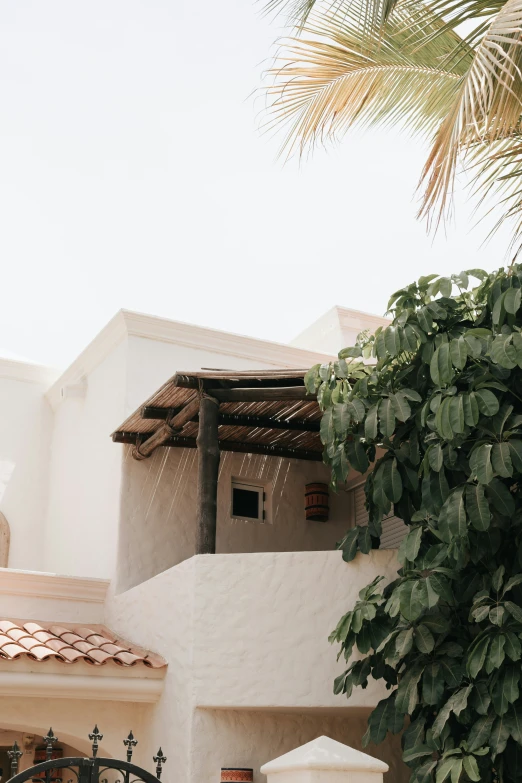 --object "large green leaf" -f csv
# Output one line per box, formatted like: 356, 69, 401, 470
486, 479, 515, 517
490, 716, 510, 756
431, 344, 453, 386
469, 444, 493, 485
436, 397, 454, 440
508, 440, 522, 472
423, 662, 445, 705
363, 695, 403, 746
474, 389, 500, 417
385, 325, 402, 357
428, 443, 444, 472
396, 627, 414, 658
346, 438, 370, 473
485, 634, 506, 674
390, 392, 411, 422
504, 630, 522, 661
432, 686, 472, 737
399, 526, 423, 563
341, 528, 359, 563
490, 334, 518, 369
450, 337, 467, 370
383, 458, 402, 503
320, 408, 334, 445
491, 666, 520, 715
467, 635, 490, 679
504, 287, 522, 315
400, 580, 428, 622
347, 398, 366, 422
380, 397, 396, 437
333, 403, 351, 437
468, 713, 495, 751
463, 393, 480, 426
438, 487, 467, 539
505, 601, 522, 624
463, 756, 480, 783
449, 396, 465, 434
416, 624, 435, 653
492, 443, 513, 478
465, 484, 491, 531
365, 402, 380, 440
396, 666, 423, 715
